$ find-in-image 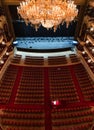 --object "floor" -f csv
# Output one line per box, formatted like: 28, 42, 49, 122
13, 37, 77, 49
